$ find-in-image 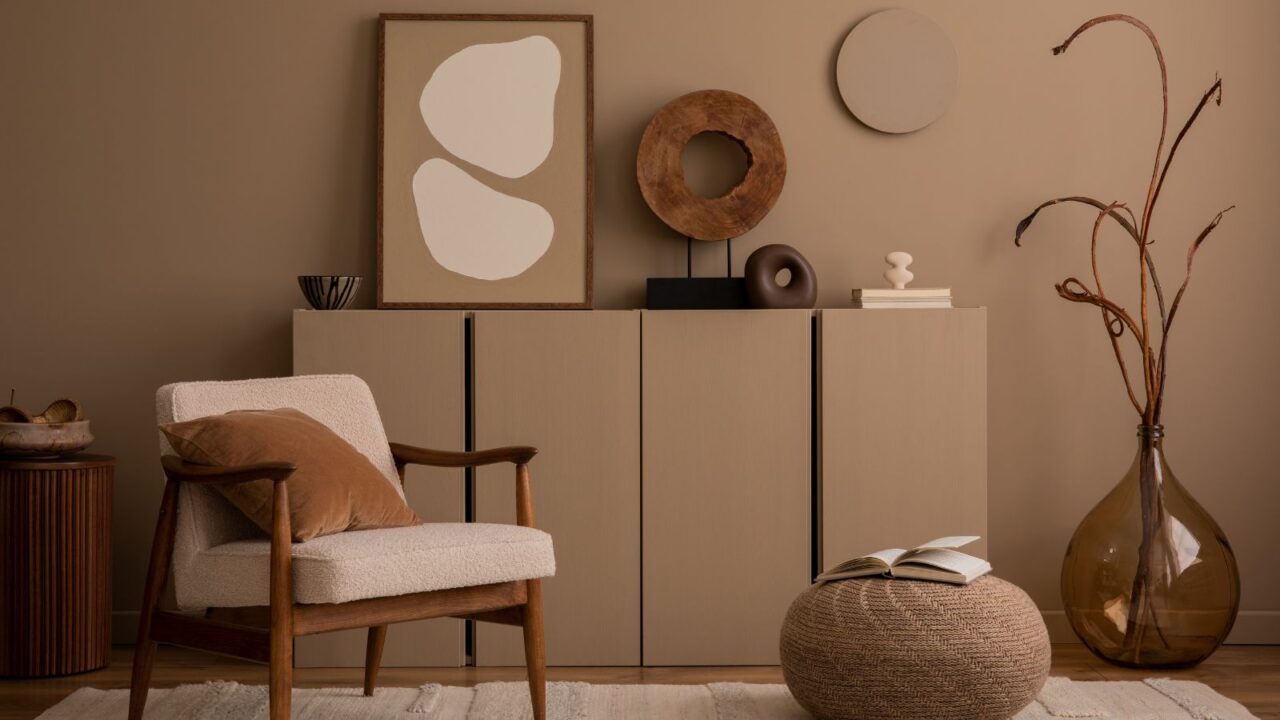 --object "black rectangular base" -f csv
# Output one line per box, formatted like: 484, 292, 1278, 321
646, 278, 749, 310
